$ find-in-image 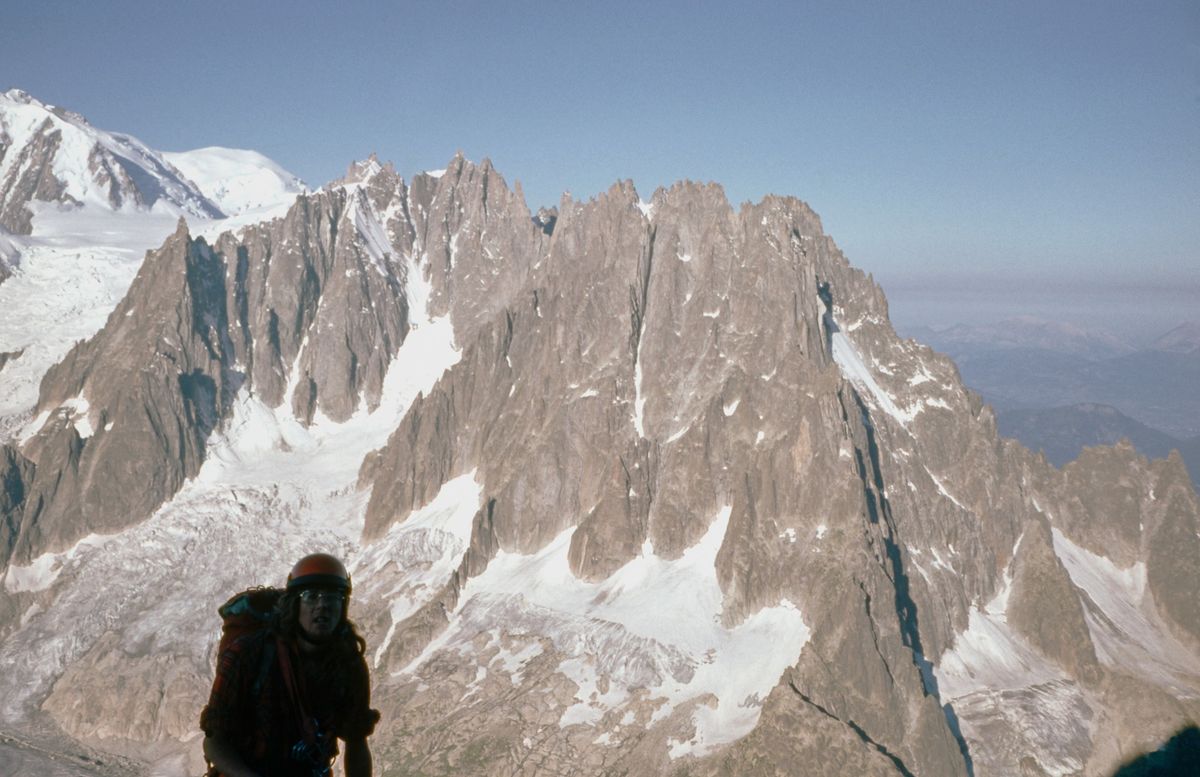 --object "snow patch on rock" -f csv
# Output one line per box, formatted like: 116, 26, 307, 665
1052, 529, 1200, 690
832, 330, 917, 426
